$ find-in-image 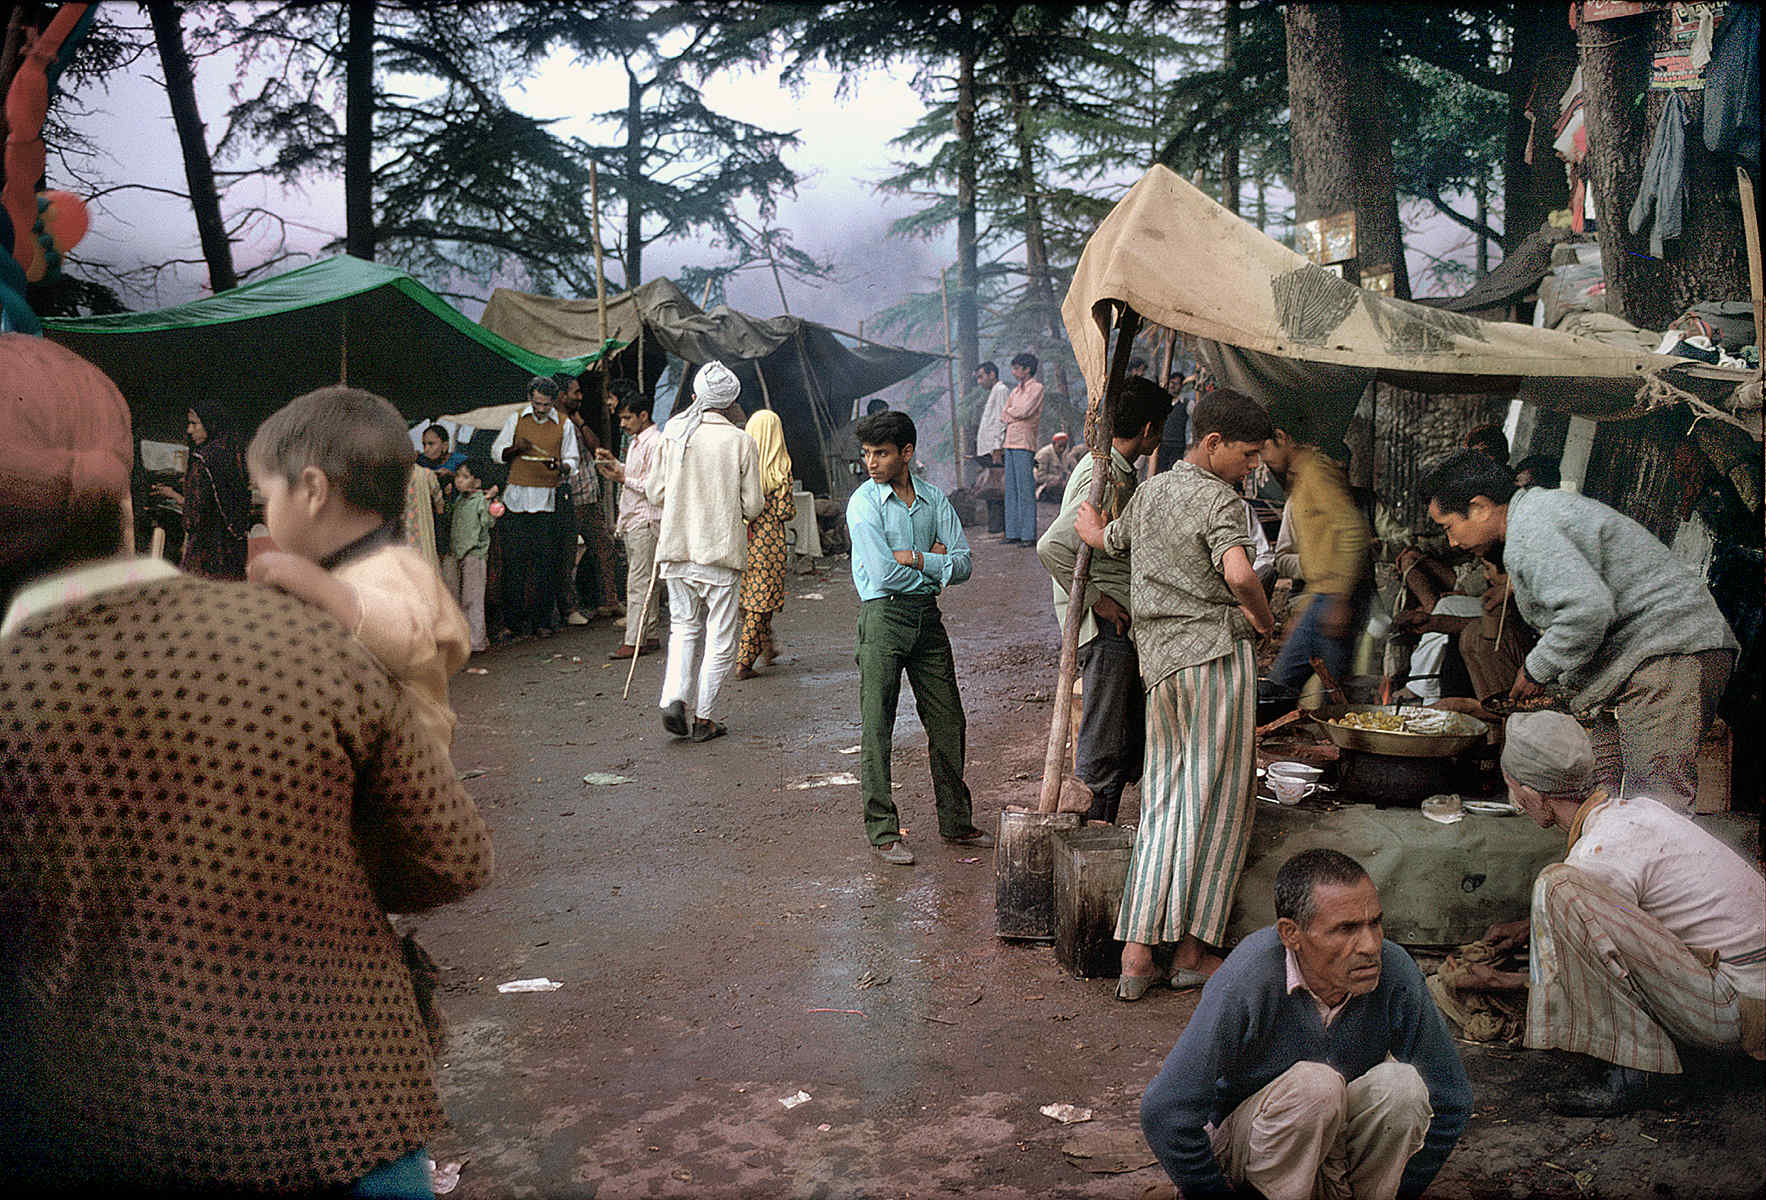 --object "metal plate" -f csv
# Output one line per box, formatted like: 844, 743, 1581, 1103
1305, 703, 1489, 759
